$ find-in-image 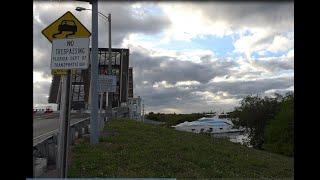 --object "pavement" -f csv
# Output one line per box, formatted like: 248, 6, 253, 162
33, 112, 90, 139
